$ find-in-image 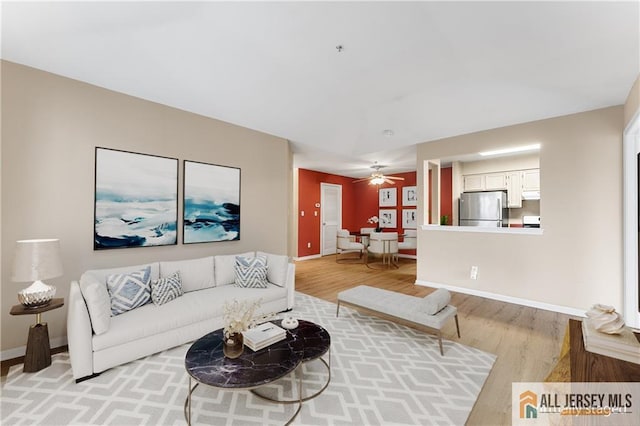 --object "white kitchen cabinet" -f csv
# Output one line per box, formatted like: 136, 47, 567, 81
485, 172, 507, 190
463, 174, 484, 192
506, 171, 522, 208
522, 169, 540, 191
